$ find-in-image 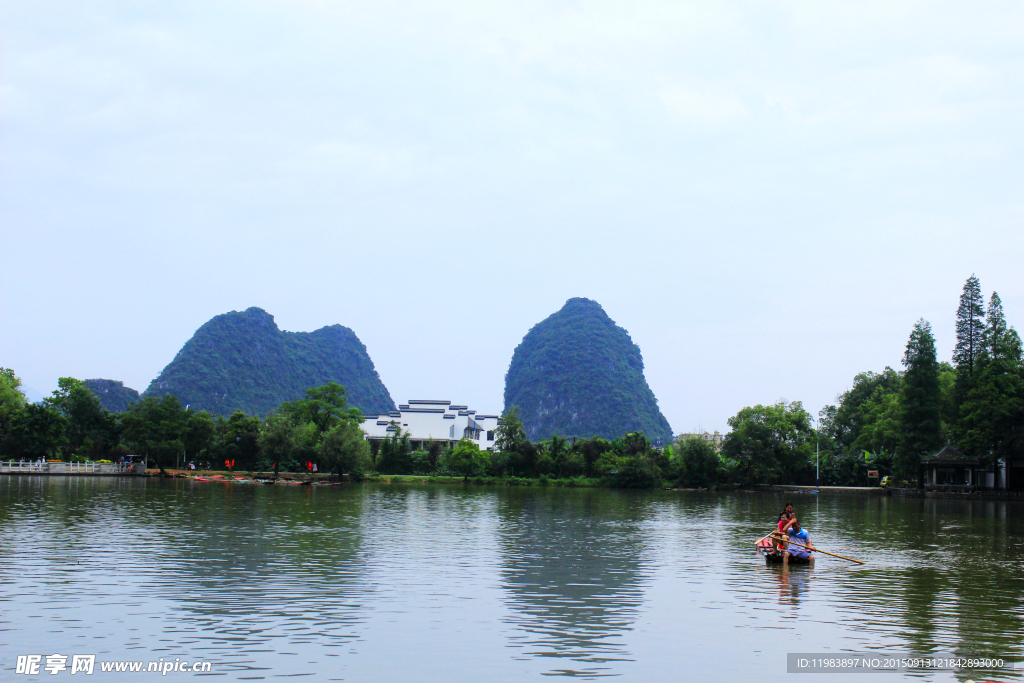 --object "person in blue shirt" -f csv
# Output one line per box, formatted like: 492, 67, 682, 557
784, 520, 815, 564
